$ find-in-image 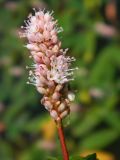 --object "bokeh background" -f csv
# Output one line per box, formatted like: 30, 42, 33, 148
0, 0, 120, 160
